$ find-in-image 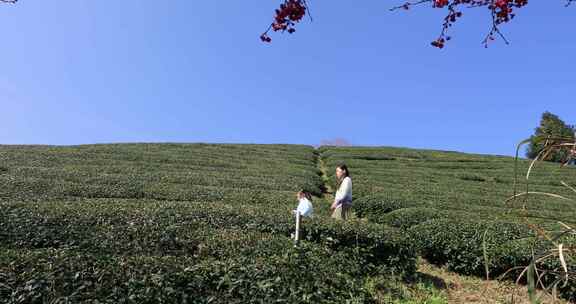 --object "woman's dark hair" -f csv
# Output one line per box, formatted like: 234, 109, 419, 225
336, 163, 350, 178
336, 163, 350, 188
